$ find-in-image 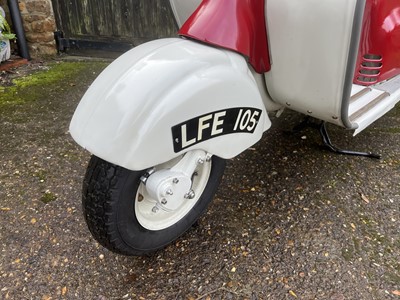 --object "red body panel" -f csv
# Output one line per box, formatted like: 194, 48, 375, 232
178, 0, 271, 73
354, 0, 400, 85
